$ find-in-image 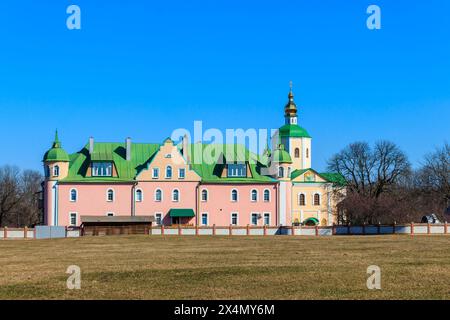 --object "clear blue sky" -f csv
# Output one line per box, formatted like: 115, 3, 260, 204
0, 0, 449, 172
